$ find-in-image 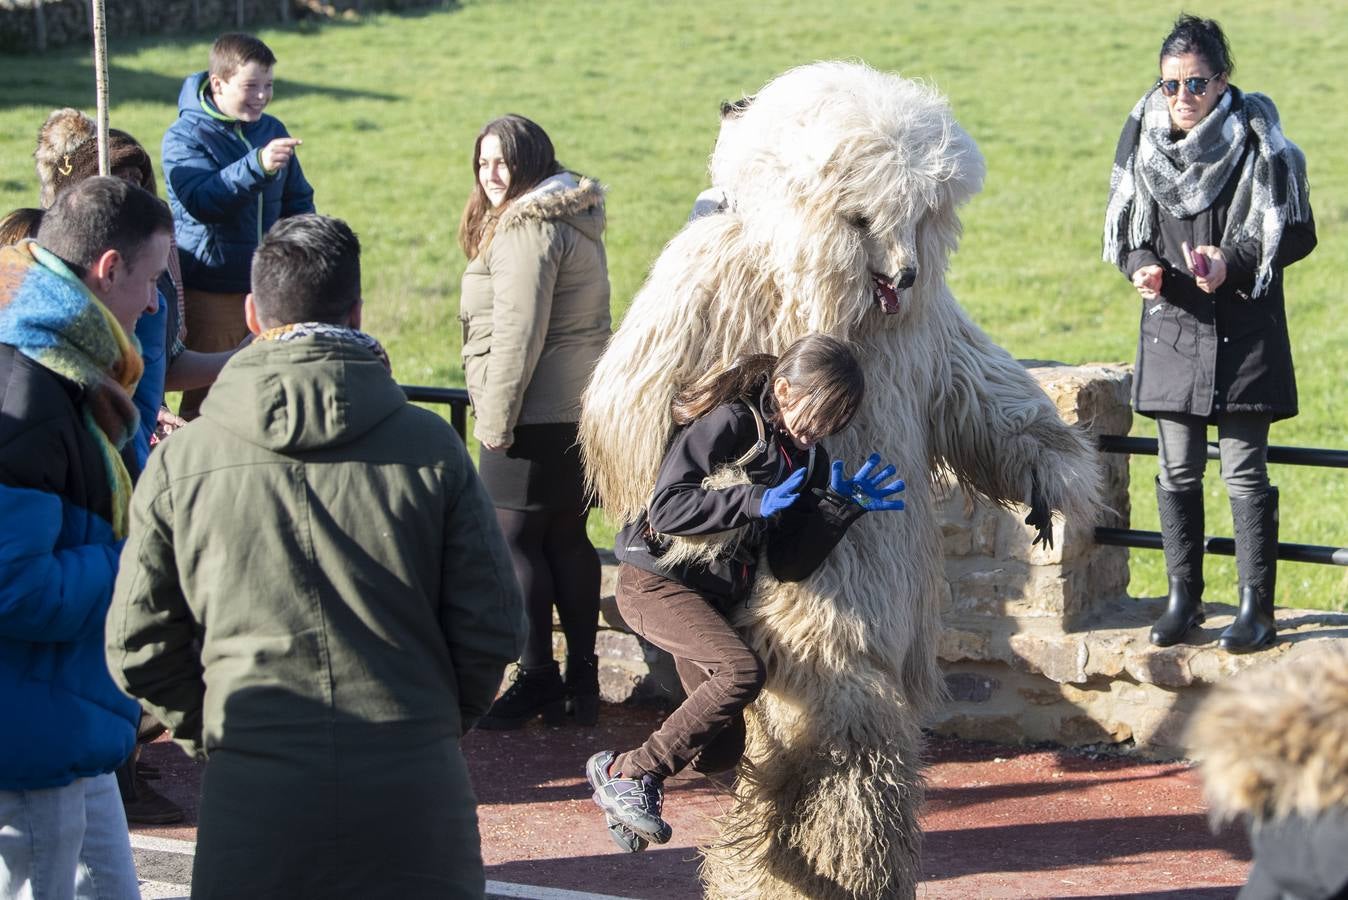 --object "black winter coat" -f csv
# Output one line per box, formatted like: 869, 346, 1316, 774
1122, 146, 1316, 422
0, 344, 115, 525
1240, 810, 1348, 900
615, 392, 863, 603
